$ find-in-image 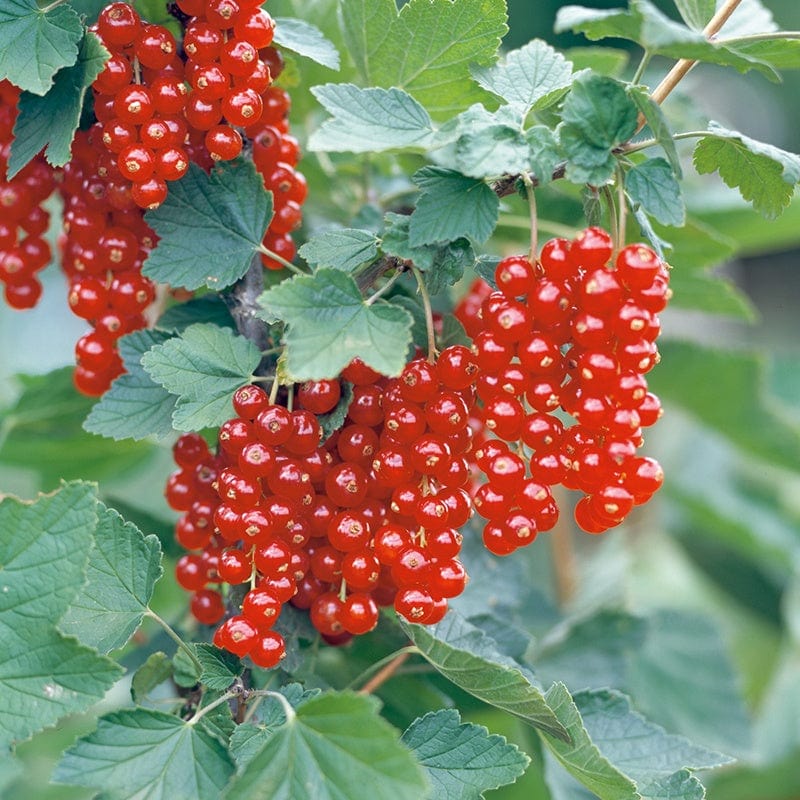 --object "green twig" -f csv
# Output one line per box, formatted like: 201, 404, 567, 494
257, 245, 306, 275
631, 50, 652, 85
410, 265, 437, 362
365, 267, 405, 305
187, 689, 240, 726
521, 173, 538, 261
145, 609, 202, 673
